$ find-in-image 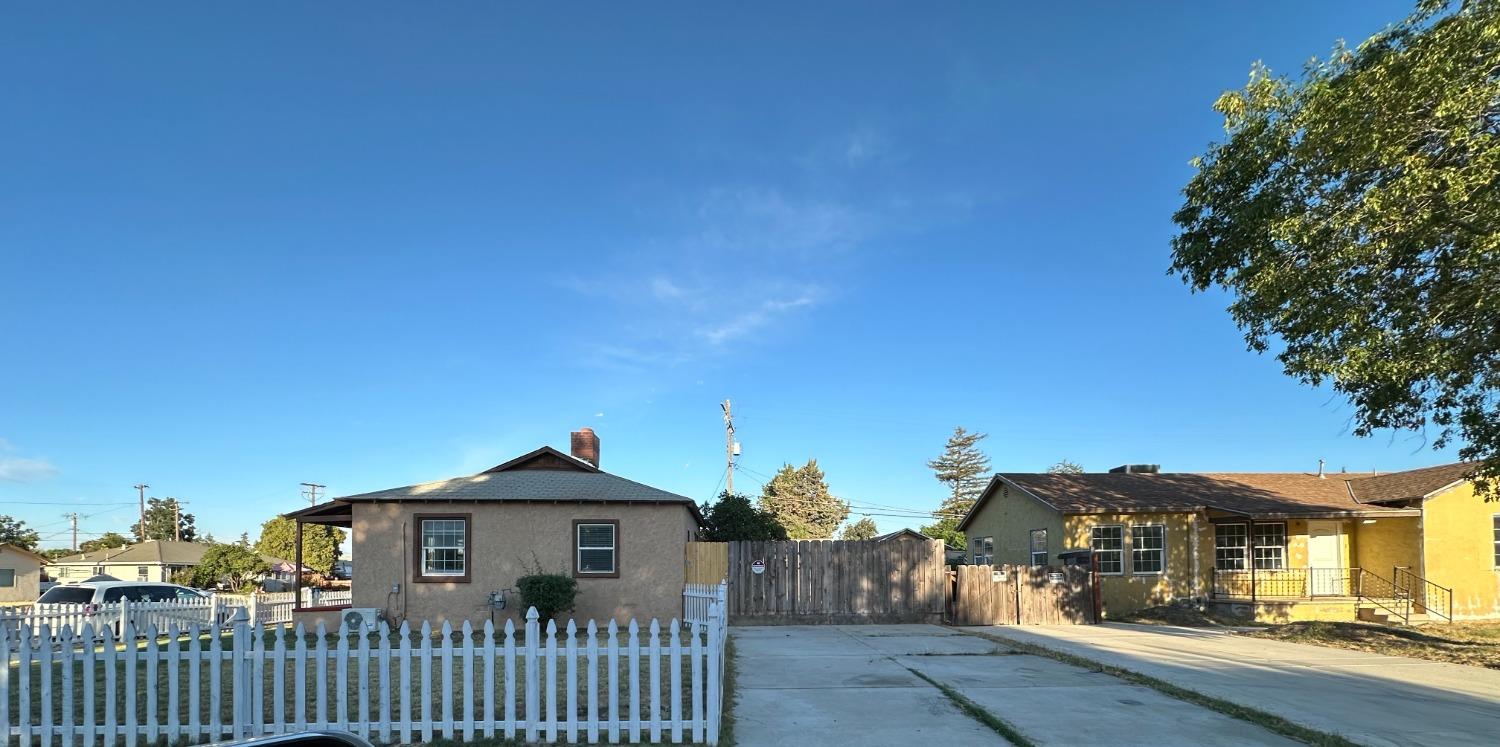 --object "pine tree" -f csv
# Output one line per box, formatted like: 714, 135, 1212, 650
758, 460, 849, 539
920, 427, 991, 549
1047, 459, 1085, 474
